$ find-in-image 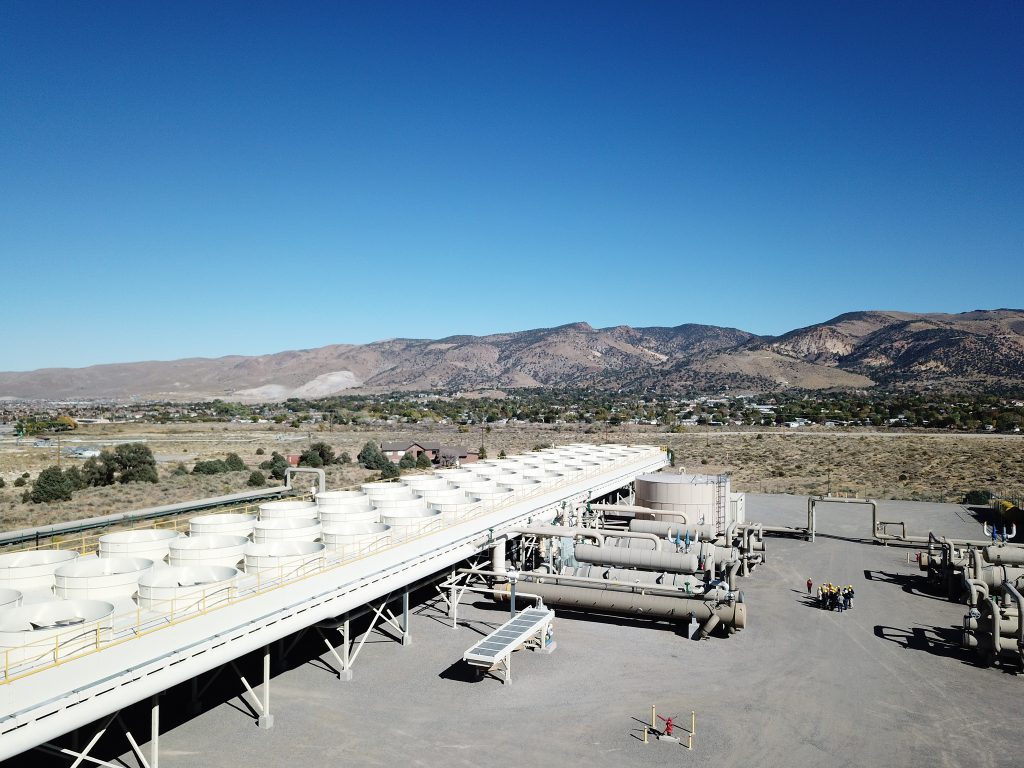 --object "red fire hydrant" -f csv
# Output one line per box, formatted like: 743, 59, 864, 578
658, 715, 675, 737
